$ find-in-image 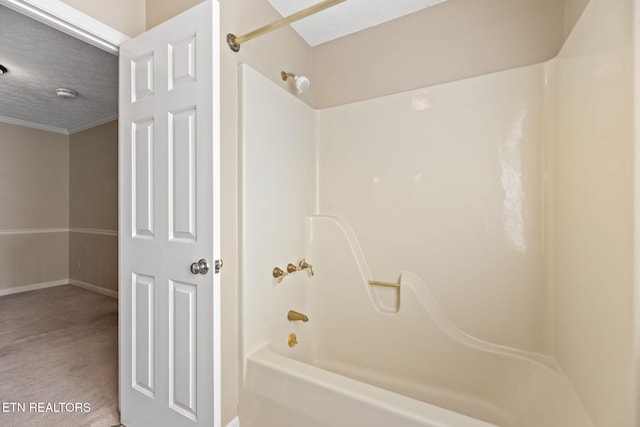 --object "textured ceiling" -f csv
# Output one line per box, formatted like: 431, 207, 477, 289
0, 5, 117, 134
266, 0, 447, 46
